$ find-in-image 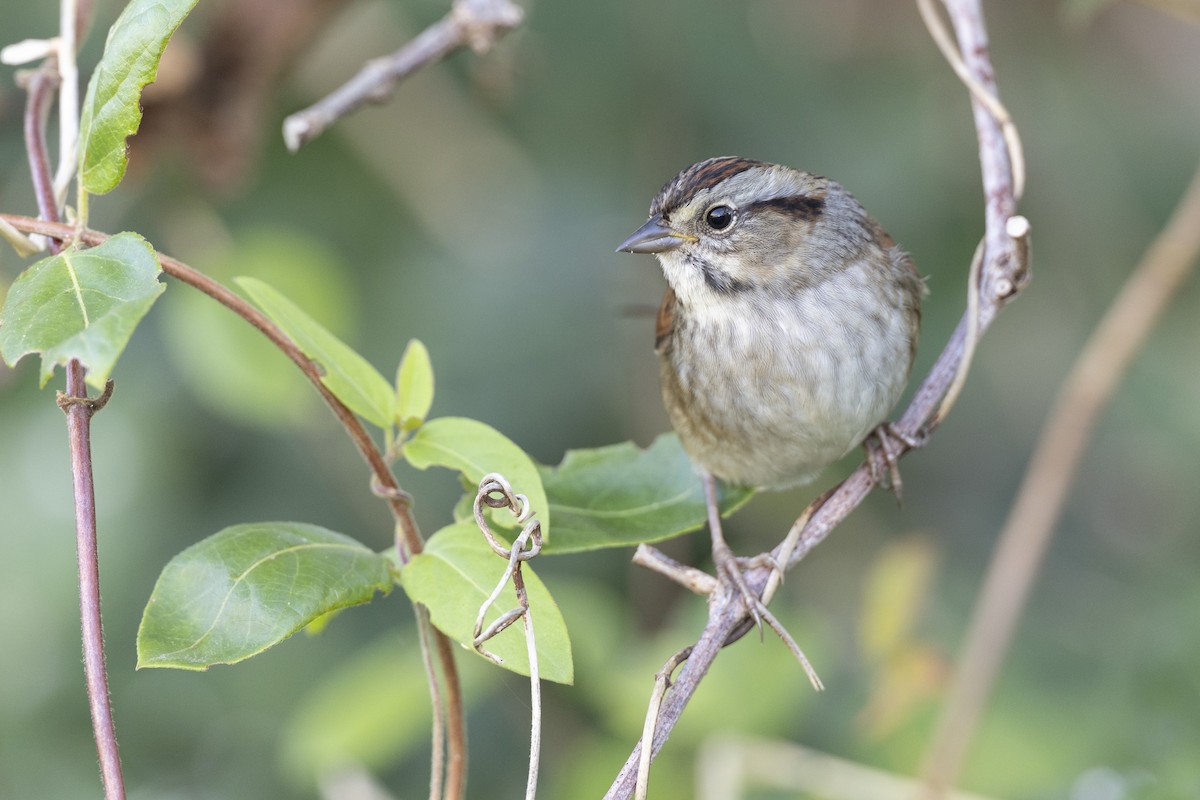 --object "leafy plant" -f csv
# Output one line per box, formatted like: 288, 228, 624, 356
0, 3, 753, 797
